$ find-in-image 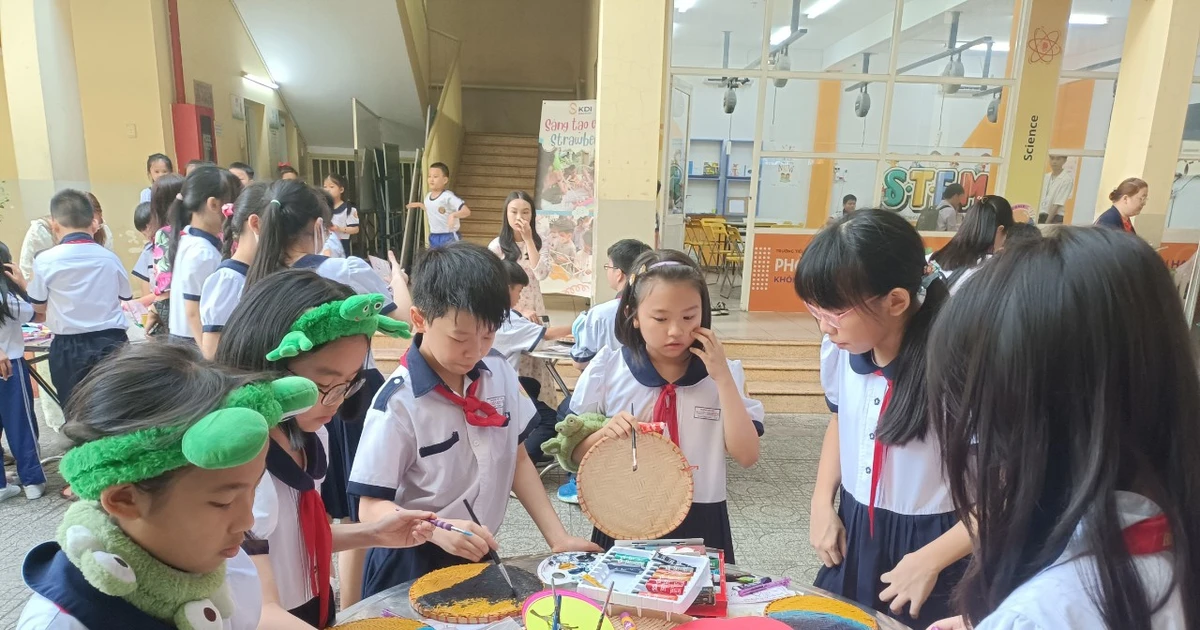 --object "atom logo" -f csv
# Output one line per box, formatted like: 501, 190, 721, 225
1027, 27, 1063, 64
